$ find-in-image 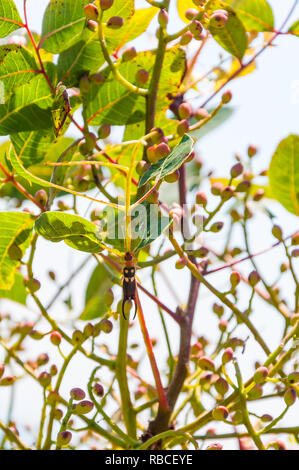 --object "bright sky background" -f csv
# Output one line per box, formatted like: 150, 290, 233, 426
0, 0, 299, 450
